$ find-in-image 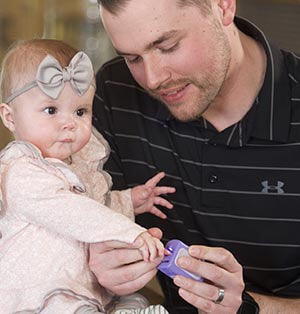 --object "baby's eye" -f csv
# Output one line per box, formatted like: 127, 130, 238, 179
44, 107, 57, 115
76, 108, 87, 117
